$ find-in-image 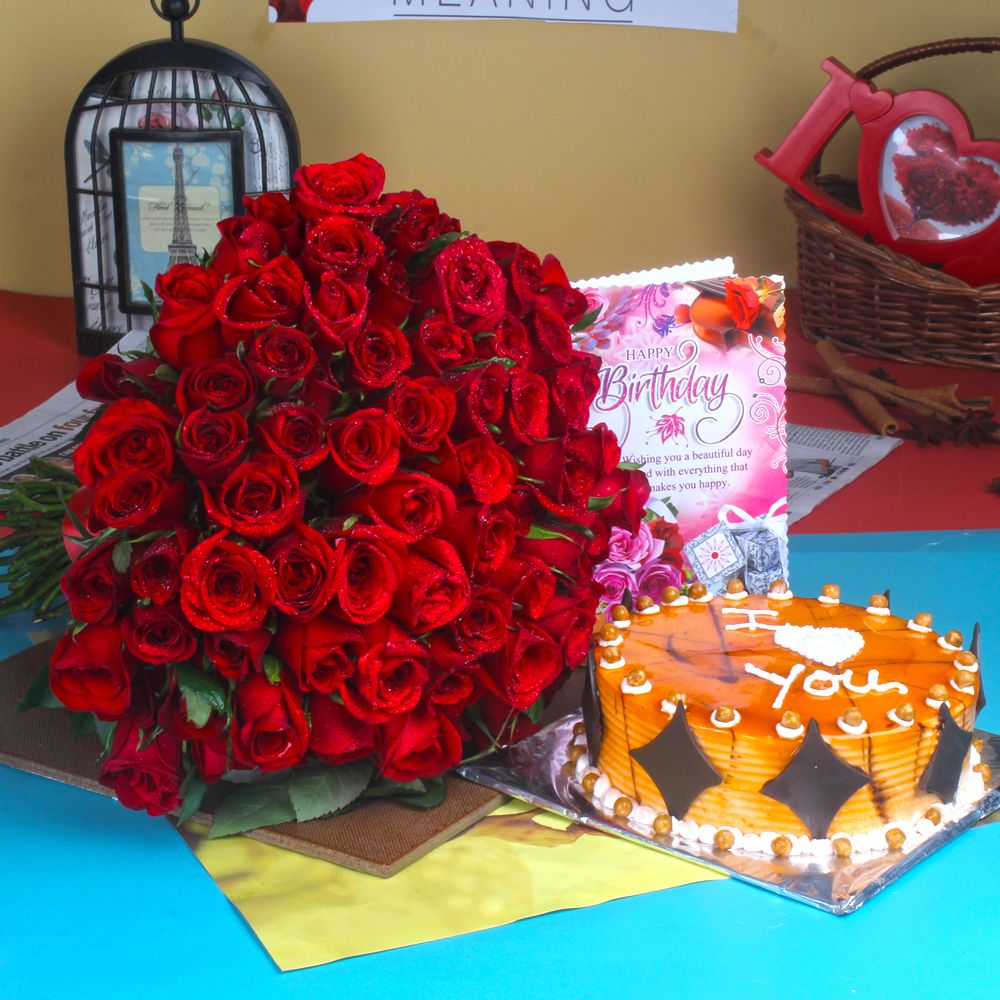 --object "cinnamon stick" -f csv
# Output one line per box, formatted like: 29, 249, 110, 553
787, 373, 840, 397
815, 341, 899, 436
